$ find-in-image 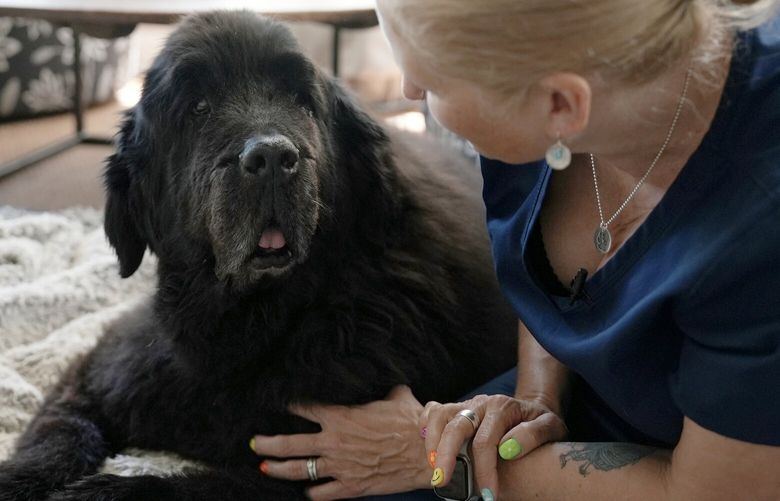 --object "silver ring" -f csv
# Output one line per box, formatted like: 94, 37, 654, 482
456, 409, 479, 431
306, 457, 318, 481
